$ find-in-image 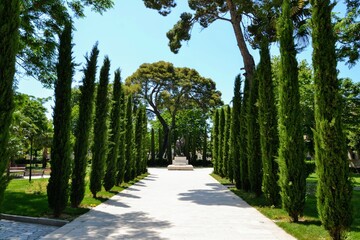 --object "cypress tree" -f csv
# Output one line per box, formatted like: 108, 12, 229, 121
185, 133, 190, 161
104, 69, 123, 191
47, 22, 74, 217
167, 129, 173, 163
158, 127, 163, 160
115, 87, 125, 185
212, 110, 219, 174
70, 44, 99, 207
202, 127, 207, 165
311, 0, 352, 238
277, 0, 306, 222
258, 40, 280, 206
0, 0, 19, 205
232, 75, 242, 189
247, 70, 262, 196
223, 106, 231, 178
90, 56, 111, 198
124, 95, 133, 182
240, 77, 251, 191
142, 108, 148, 173
151, 128, 156, 163
218, 108, 225, 177
227, 108, 234, 182
191, 134, 197, 163
135, 107, 144, 177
